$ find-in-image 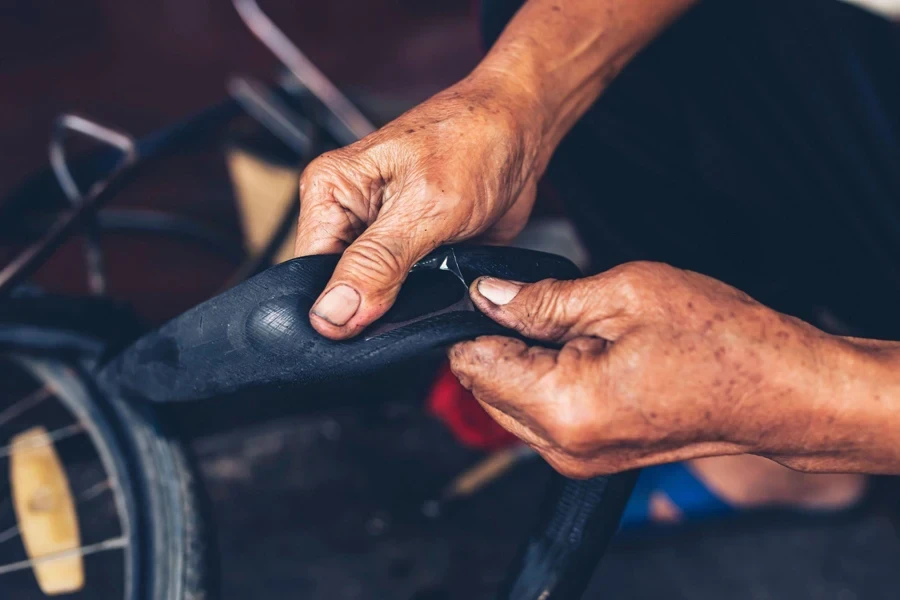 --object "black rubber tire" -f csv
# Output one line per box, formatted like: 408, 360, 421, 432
103, 379, 212, 600
2, 322, 211, 600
